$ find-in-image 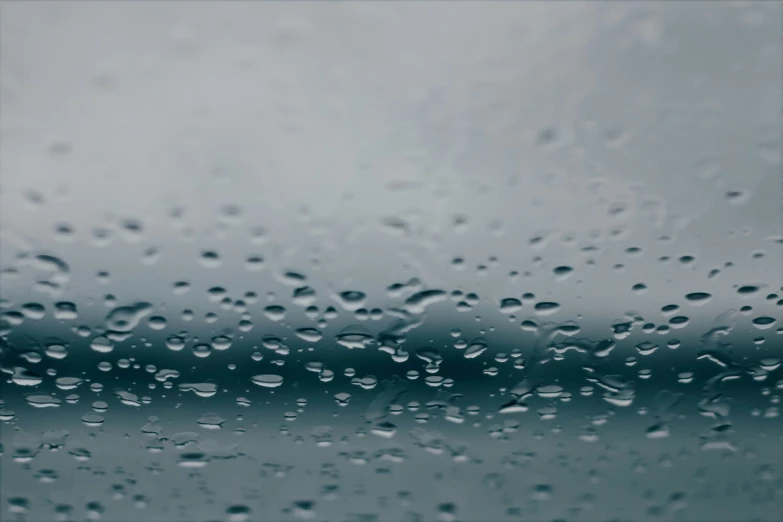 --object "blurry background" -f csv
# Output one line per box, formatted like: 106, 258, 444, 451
1, 2, 781, 521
